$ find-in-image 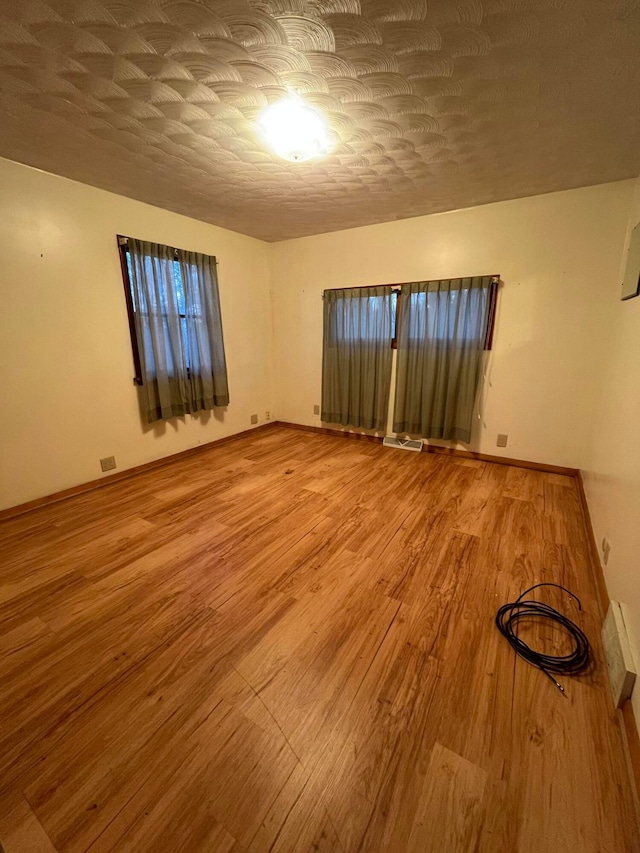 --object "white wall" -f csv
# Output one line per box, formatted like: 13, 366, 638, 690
270, 181, 634, 469
583, 178, 640, 718
0, 157, 273, 510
